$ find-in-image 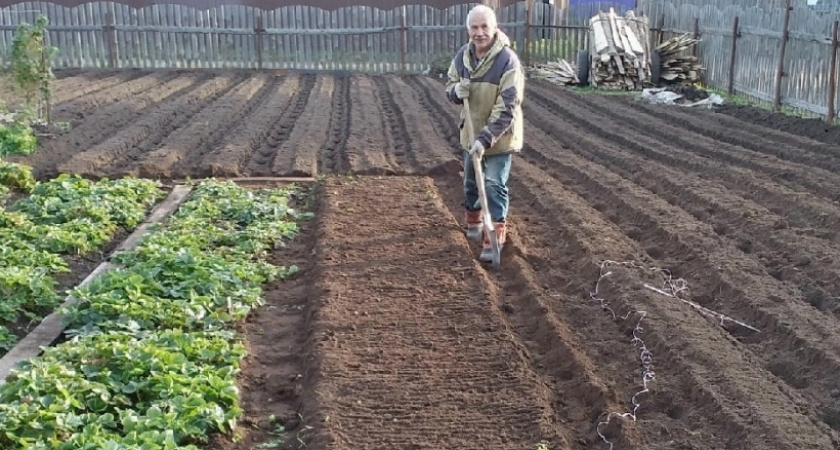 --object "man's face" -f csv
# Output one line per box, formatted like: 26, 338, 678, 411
469, 13, 496, 54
